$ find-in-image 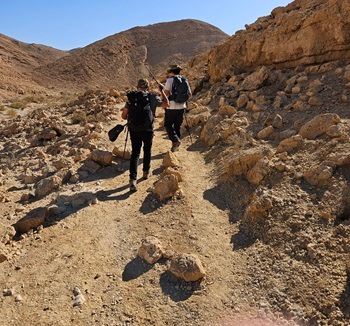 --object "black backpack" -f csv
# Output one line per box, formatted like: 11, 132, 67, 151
127, 91, 154, 132
169, 76, 191, 103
